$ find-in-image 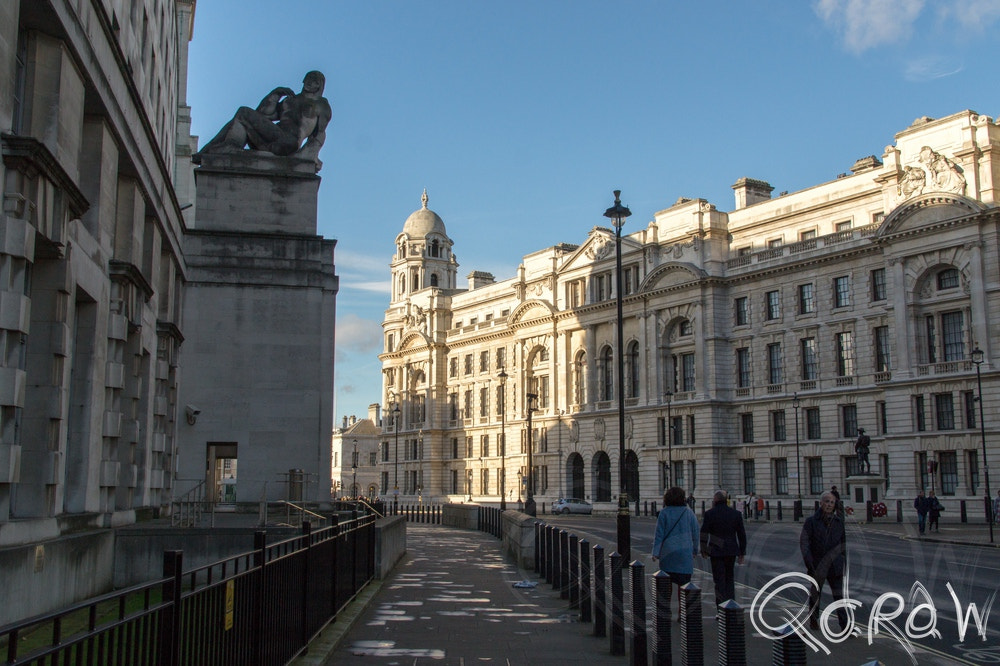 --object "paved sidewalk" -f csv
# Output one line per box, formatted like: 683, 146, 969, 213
294, 522, 977, 665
